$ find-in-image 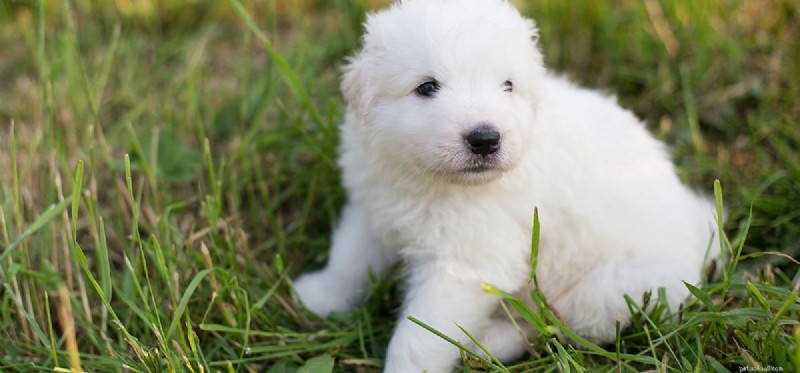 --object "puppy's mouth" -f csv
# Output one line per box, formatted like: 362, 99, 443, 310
459, 155, 503, 174
460, 164, 497, 173
422, 149, 513, 185
446, 156, 509, 185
